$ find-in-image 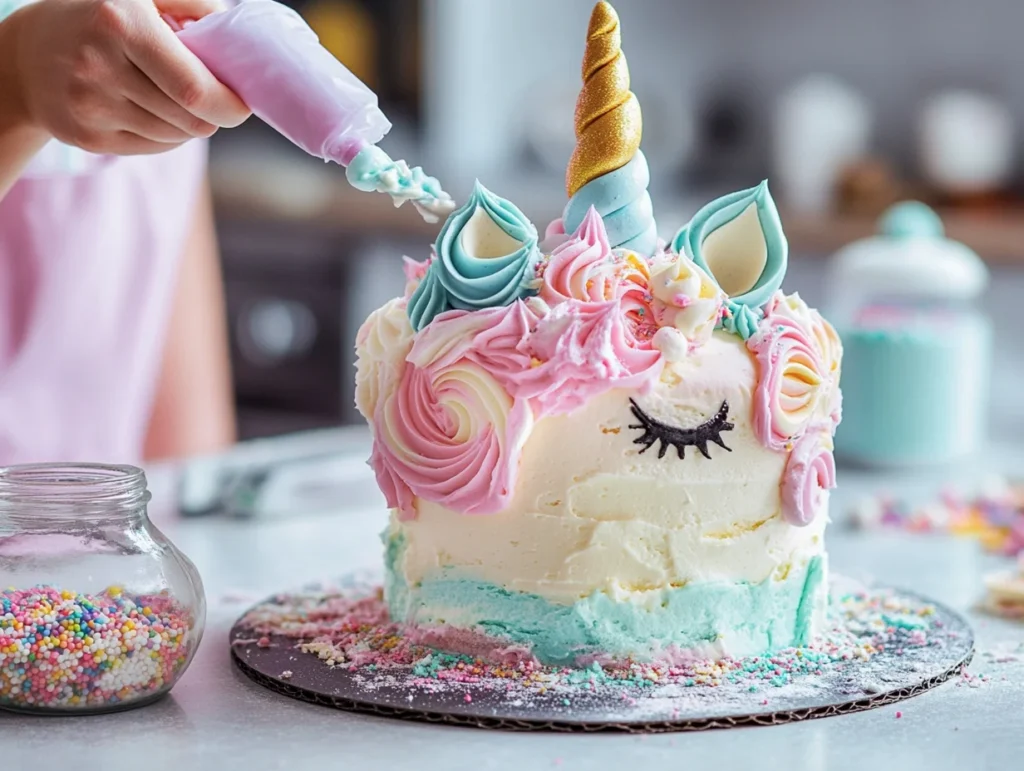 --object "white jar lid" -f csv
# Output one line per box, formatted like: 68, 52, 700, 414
830, 202, 988, 301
